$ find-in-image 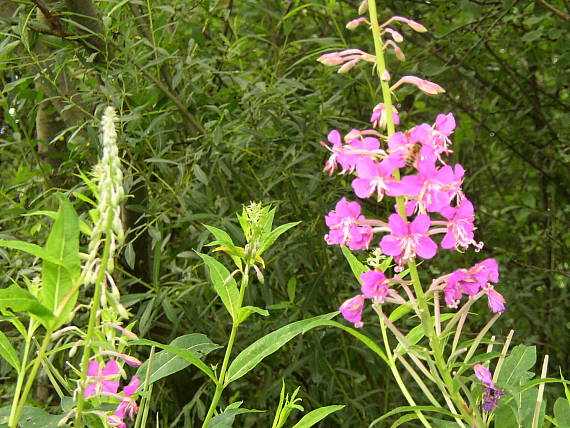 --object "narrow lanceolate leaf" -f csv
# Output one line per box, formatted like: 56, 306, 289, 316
0, 240, 70, 269
135, 334, 220, 384
38, 198, 80, 328
226, 313, 336, 384
259, 221, 300, 254
0, 284, 55, 326
196, 252, 240, 320
341, 246, 368, 283
131, 338, 217, 382
290, 405, 345, 428
0, 330, 21, 372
